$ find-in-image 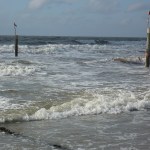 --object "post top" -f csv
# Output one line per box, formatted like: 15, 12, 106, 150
147, 28, 150, 33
